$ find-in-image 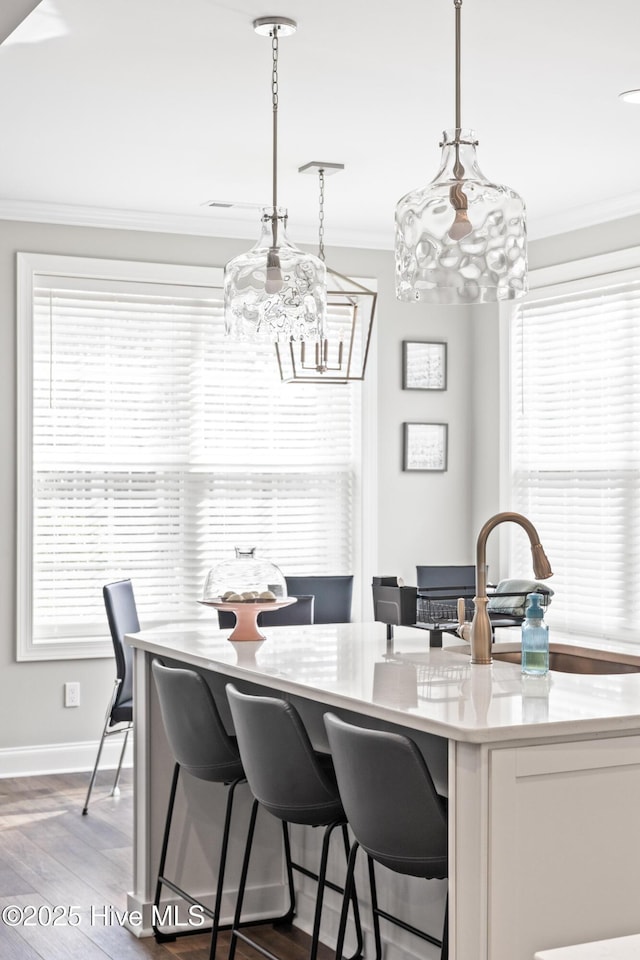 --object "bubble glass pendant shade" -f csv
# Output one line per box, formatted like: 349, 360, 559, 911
395, 129, 527, 305
224, 207, 326, 342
